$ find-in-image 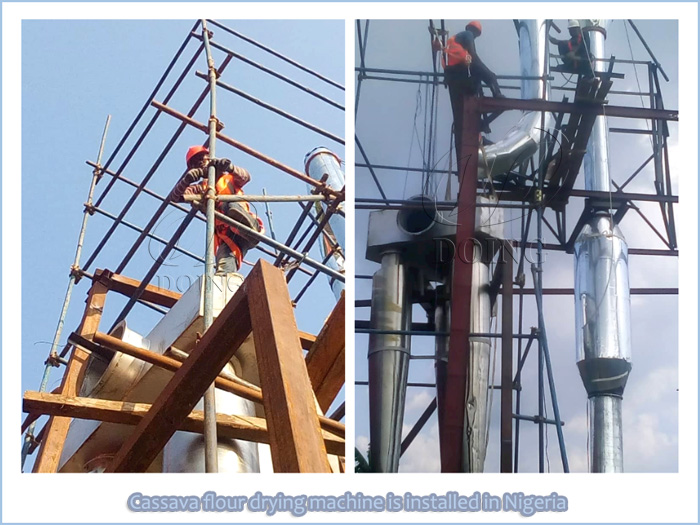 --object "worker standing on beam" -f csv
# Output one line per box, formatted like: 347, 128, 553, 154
441, 21, 503, 161
170, 145, 264, 274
